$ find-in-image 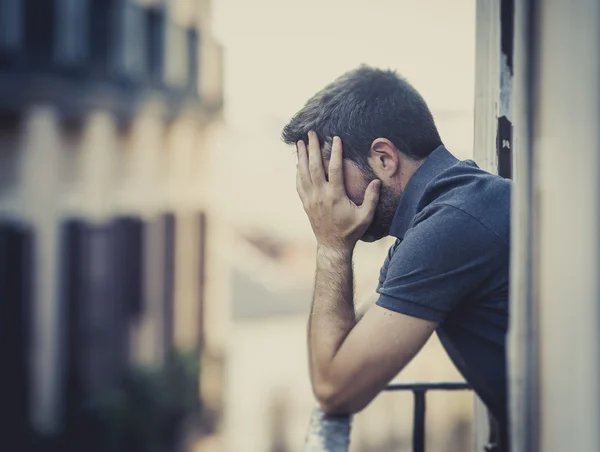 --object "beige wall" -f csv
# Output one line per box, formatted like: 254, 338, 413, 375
534, 1, 600, 450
